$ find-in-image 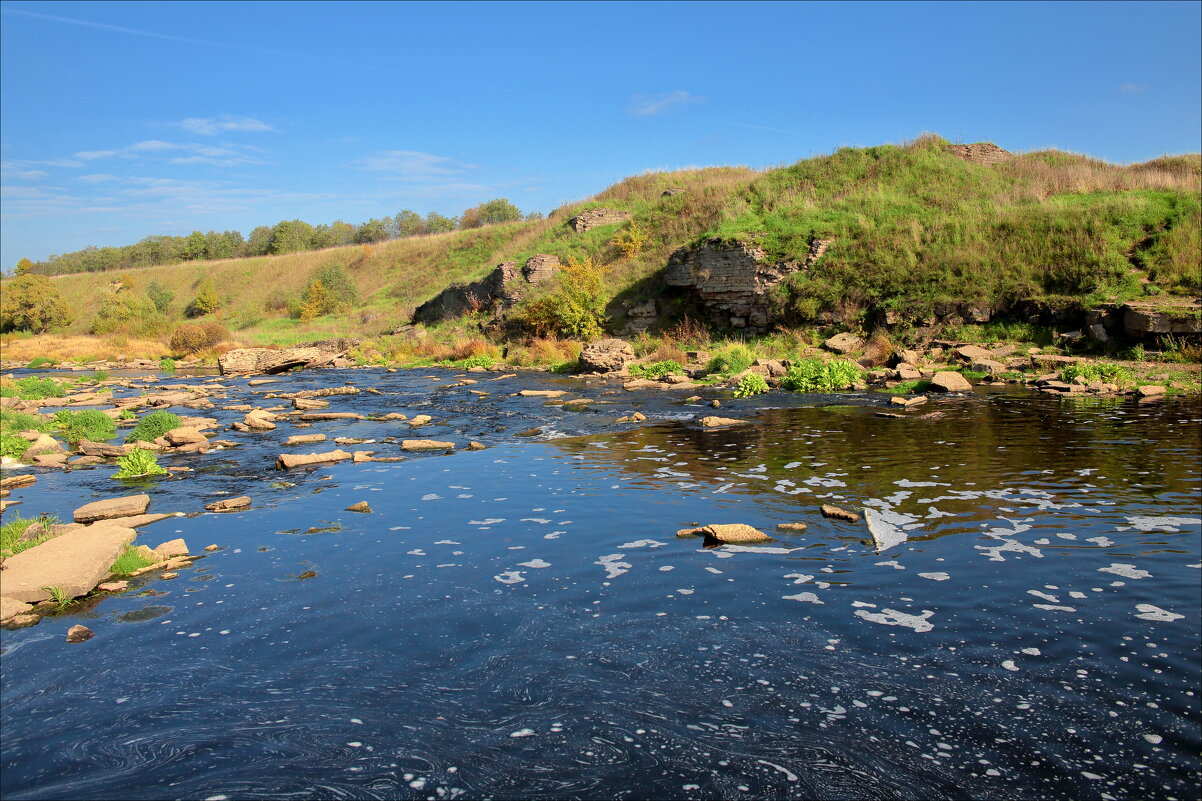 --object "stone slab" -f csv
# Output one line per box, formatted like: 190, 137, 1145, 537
0, 525, 136, 602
